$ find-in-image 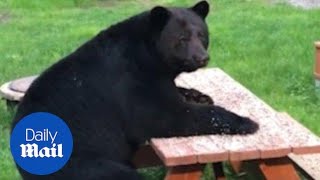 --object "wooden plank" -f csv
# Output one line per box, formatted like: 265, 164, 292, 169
223, 135, 260, 161
151, 137, 198, 166
277, 112, 320, 154
259, 157, 300, 180
152, 135, 259, 165
187, 136, 229, 163
252, 131, 290, 159
289, 153, 320, 180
